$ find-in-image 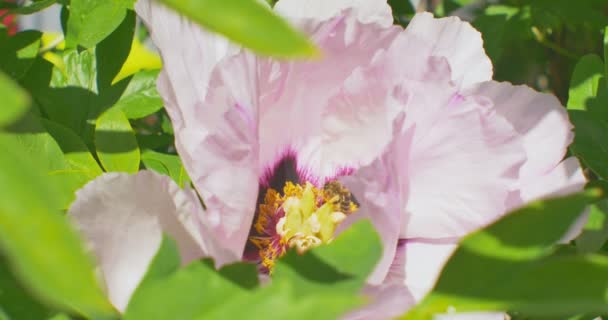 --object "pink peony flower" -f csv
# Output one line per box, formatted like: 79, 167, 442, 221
67, 0, 586, 317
